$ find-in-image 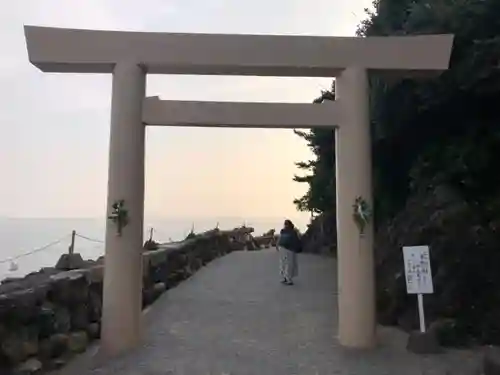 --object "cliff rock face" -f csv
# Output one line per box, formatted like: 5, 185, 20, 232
375, 184, 500, 346
301, 184, 500, 347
